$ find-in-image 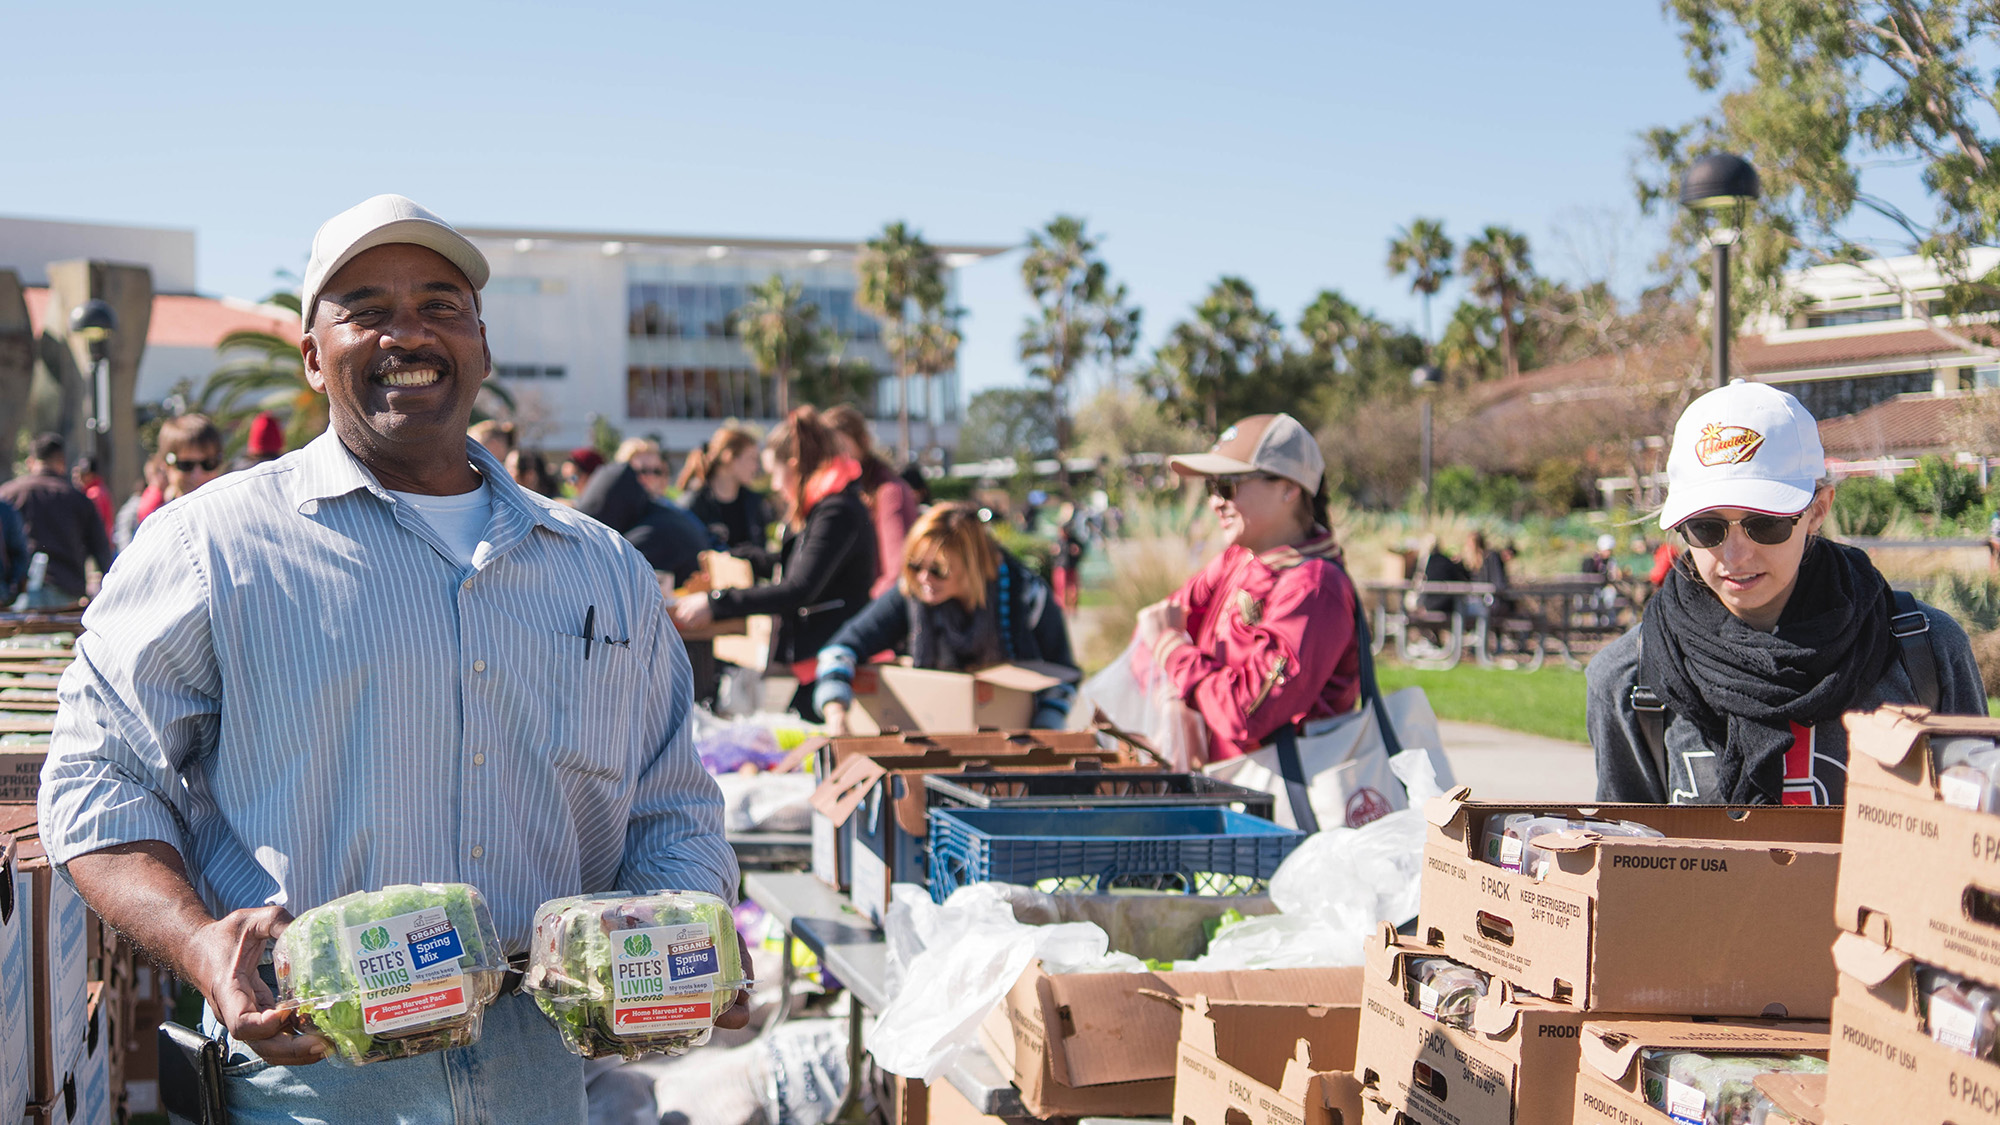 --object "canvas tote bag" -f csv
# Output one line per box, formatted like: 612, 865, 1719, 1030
1204, 570, 1452, 831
